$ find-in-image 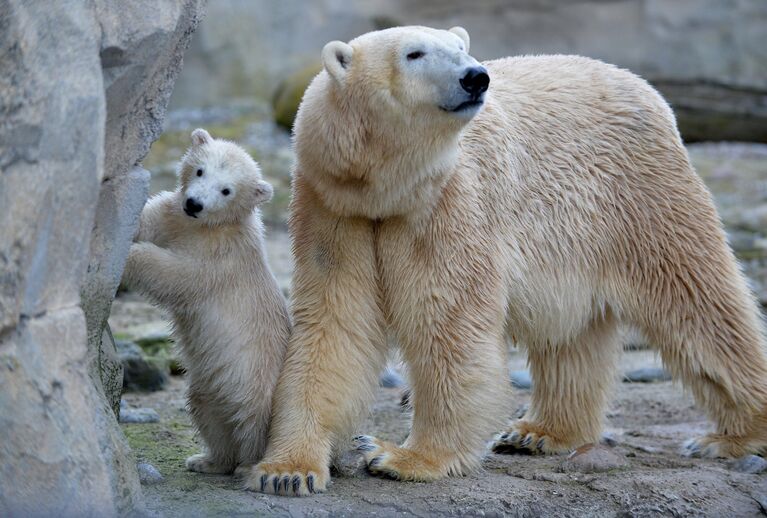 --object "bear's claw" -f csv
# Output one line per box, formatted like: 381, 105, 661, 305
307, 474, 315, 493
243, 461, 327, 496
